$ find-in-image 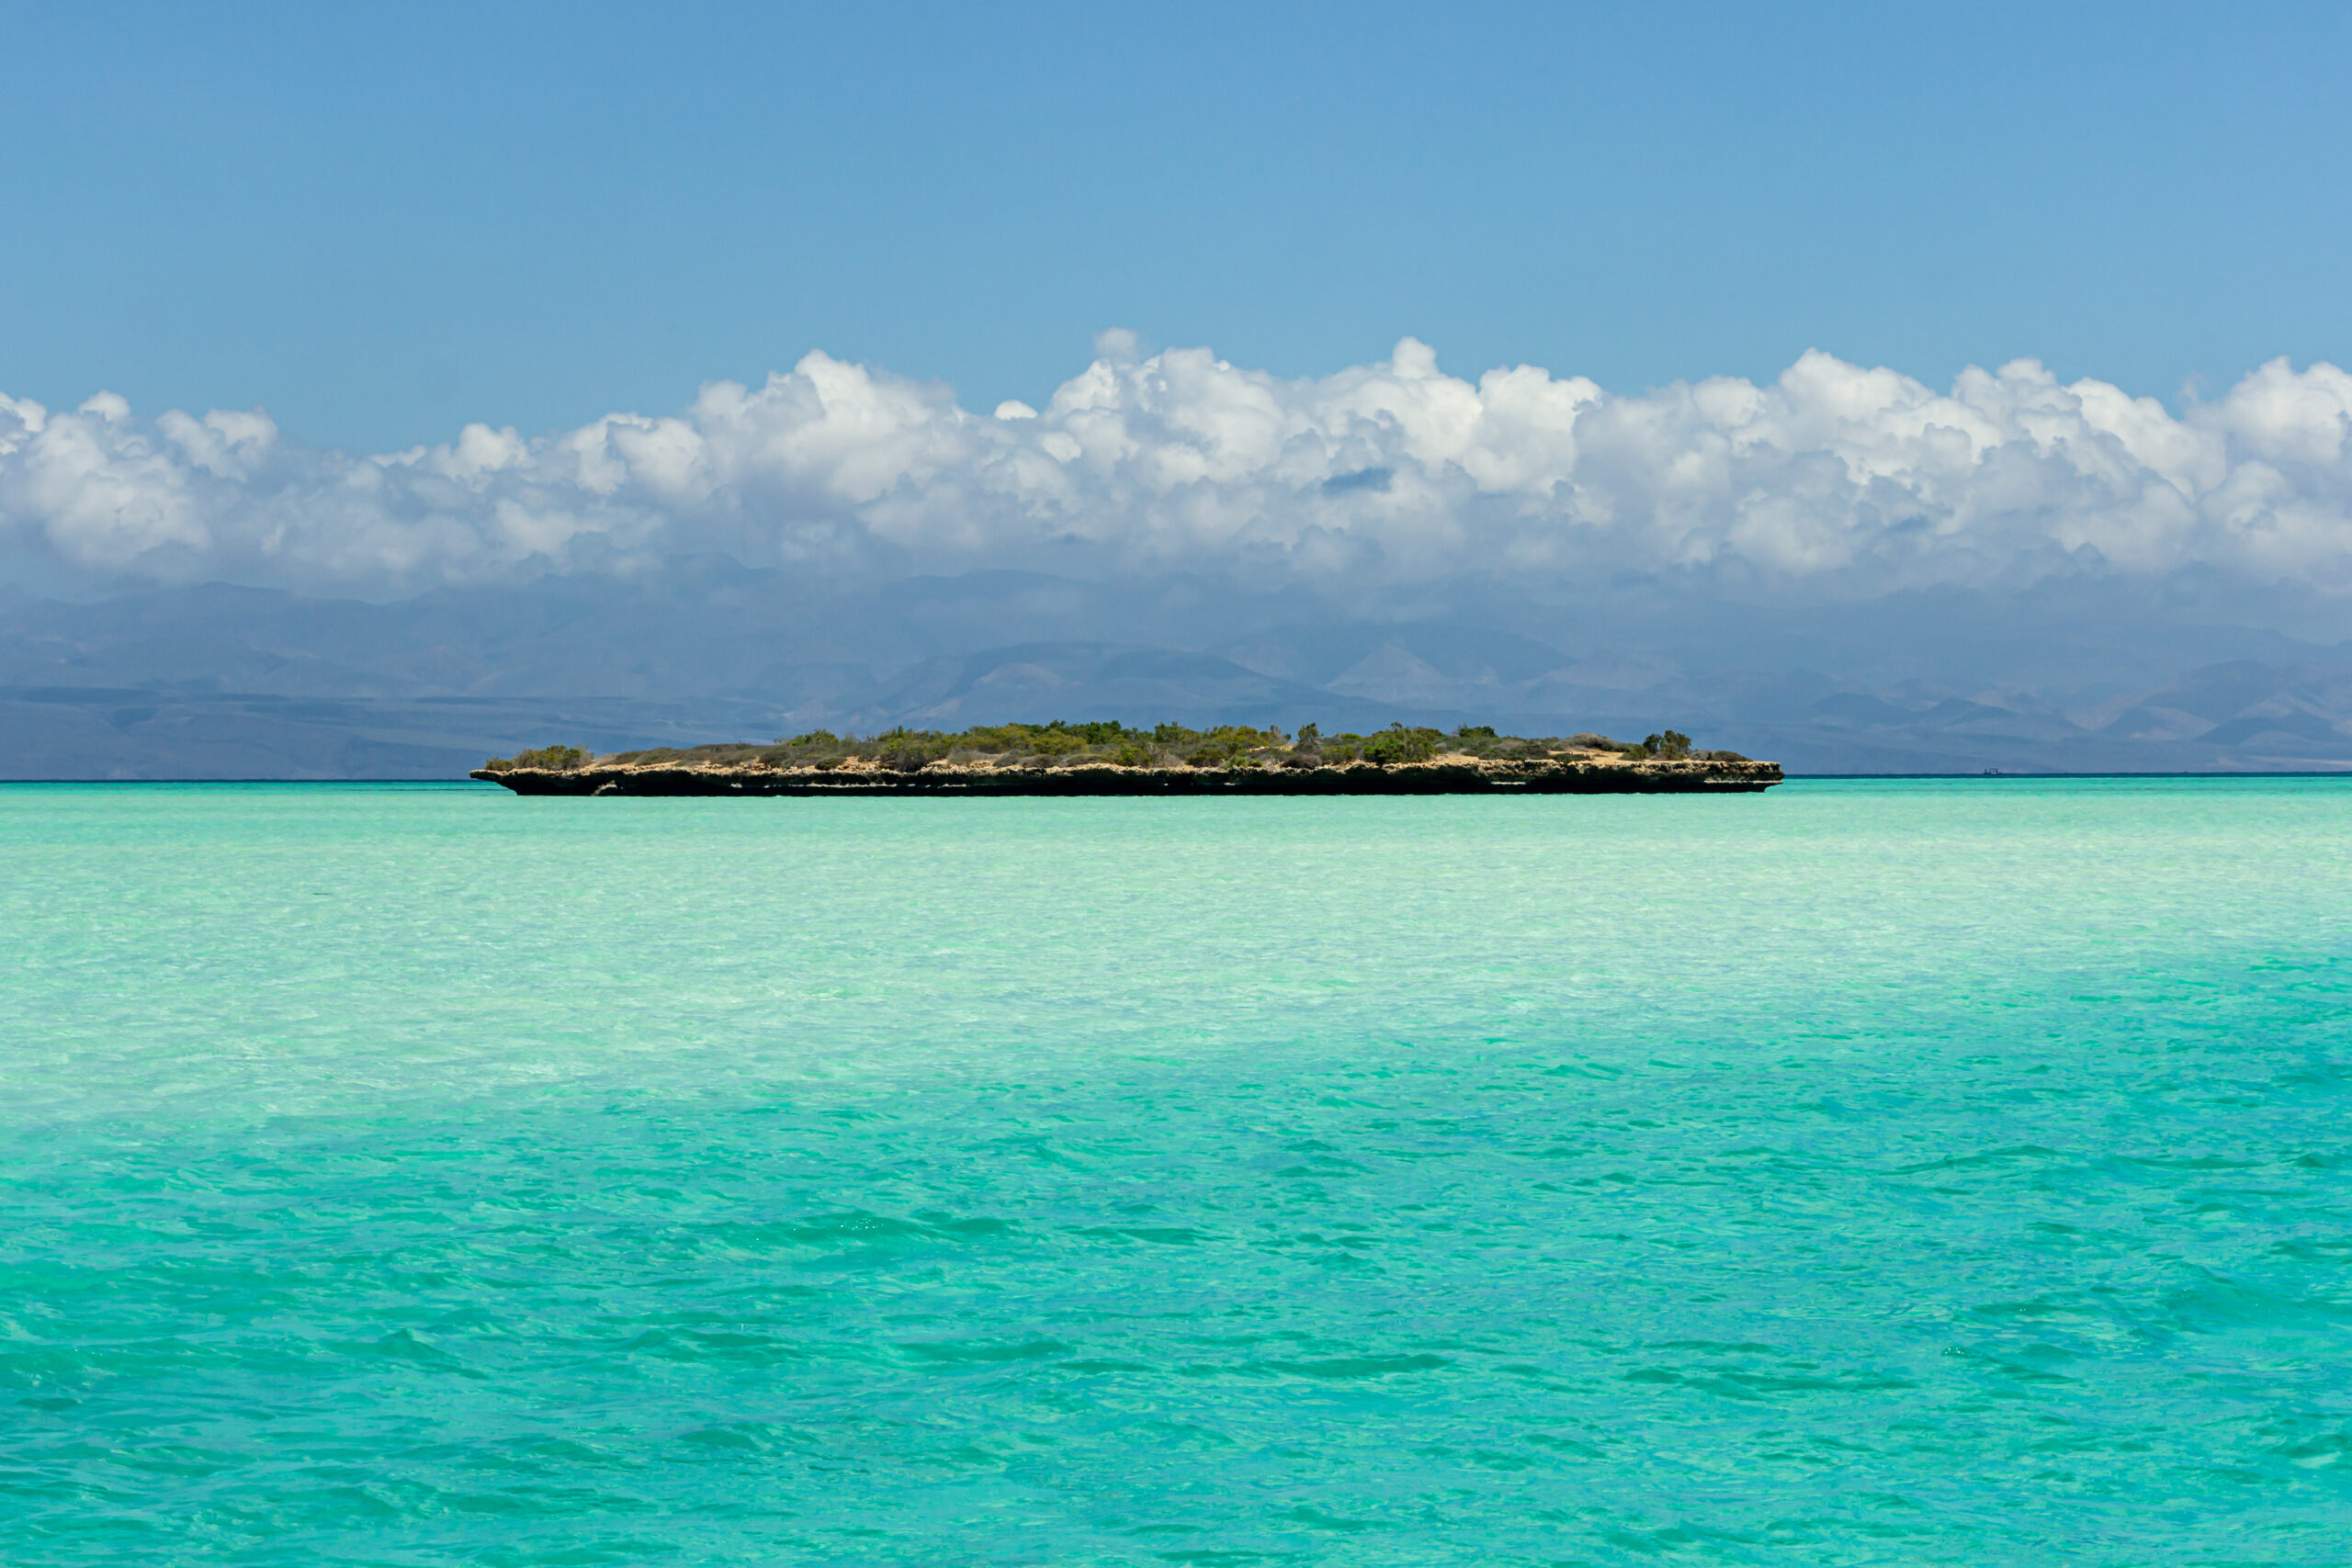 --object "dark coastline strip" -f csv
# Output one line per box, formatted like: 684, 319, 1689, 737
472, 758, 1782, 796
